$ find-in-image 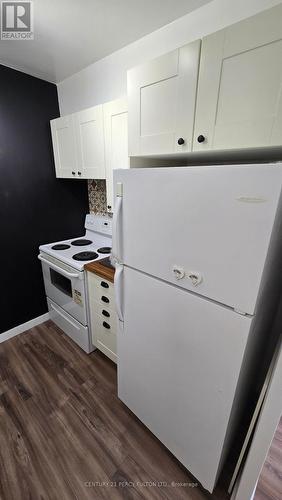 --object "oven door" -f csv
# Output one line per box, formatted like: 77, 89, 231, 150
39, 253, 87, 325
